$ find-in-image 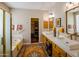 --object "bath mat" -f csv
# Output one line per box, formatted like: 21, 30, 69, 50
18, 43, 48, 57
